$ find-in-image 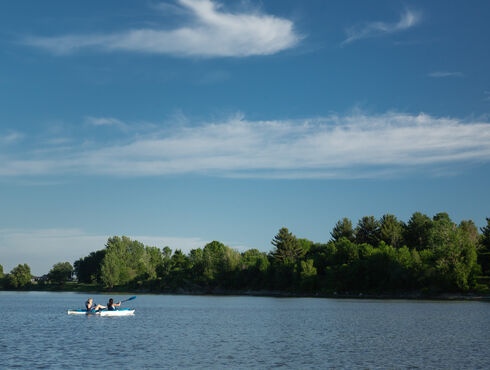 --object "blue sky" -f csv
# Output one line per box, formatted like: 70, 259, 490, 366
1, 0, 489, 275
